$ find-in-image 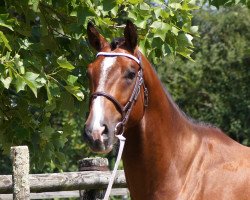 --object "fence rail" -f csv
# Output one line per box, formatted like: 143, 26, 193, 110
0, 171, 126, 193
0, 146, 128, 199
0, 189, 129, 200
